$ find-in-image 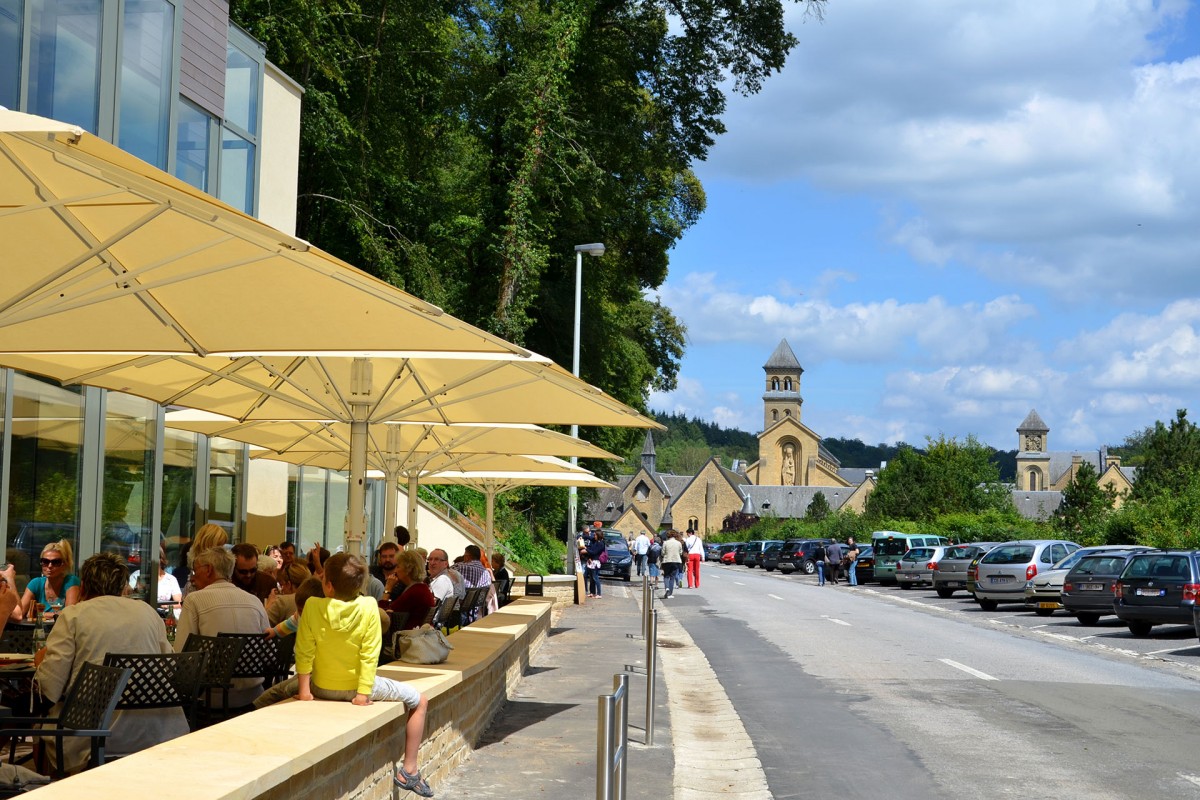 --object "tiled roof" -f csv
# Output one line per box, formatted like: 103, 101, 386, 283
741, 485, 852, 518
764, 339, 802, 371
1011, 490, 1063, 521
1017, 409, 1049, 433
